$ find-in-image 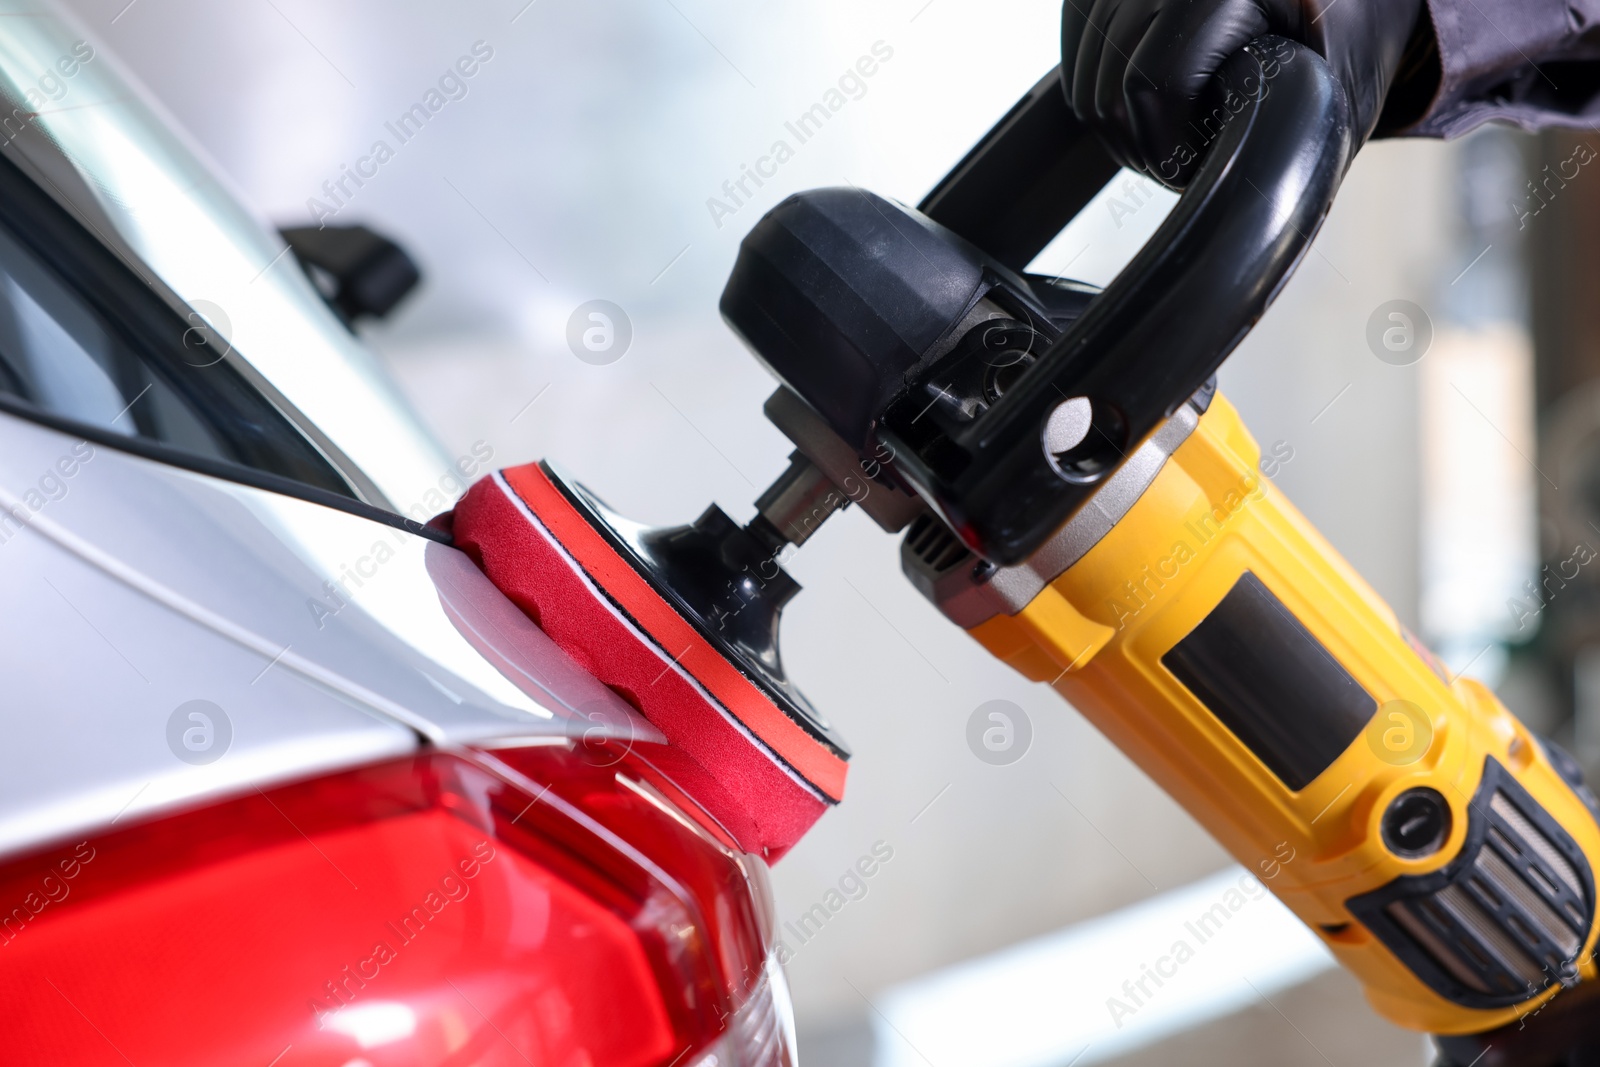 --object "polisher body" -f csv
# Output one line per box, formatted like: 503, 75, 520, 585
967, 393, 1600, 1035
